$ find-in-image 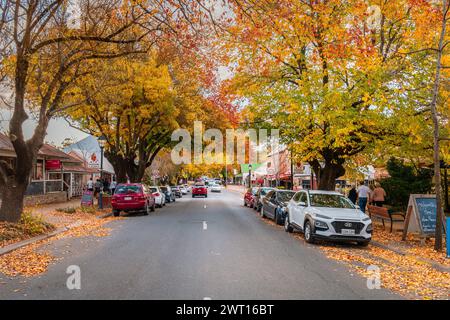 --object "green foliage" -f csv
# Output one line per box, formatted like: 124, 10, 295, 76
380, 158, 433, 211
56, 207, 77, 214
